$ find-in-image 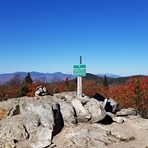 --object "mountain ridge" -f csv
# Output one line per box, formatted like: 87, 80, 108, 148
0, 71, 147, 84
96, 73, 121, 78
0, 71, 75, 84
